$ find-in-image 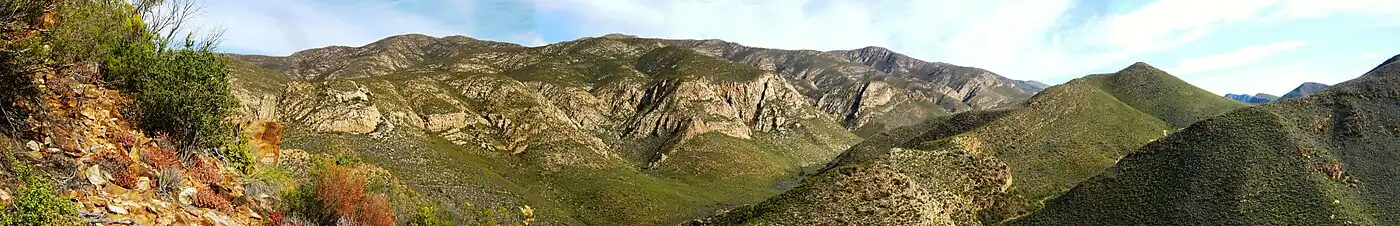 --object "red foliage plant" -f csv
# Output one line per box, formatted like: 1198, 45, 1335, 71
316, 165, 394, 226
192, 186, 234, 213
356, 194, 395, 226
142, 145, 181, 171
188, 156, 225, 185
